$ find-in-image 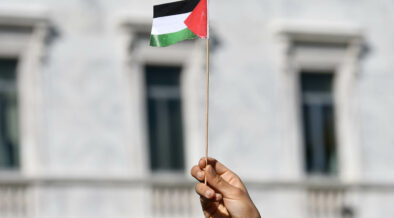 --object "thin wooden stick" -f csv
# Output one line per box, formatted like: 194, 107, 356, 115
205, 38, 210, 185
